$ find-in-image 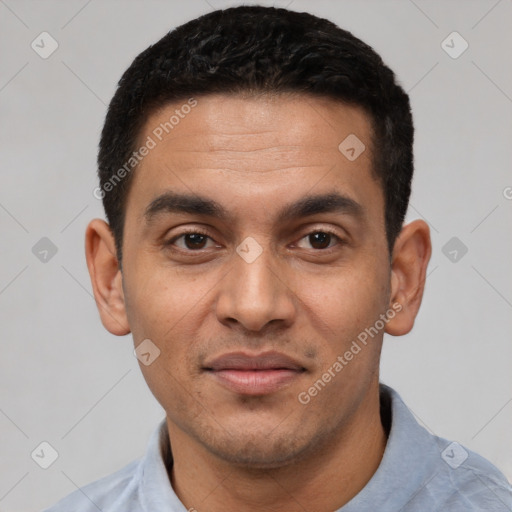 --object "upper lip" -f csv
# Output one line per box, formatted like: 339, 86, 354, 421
204, 351, 305, 371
